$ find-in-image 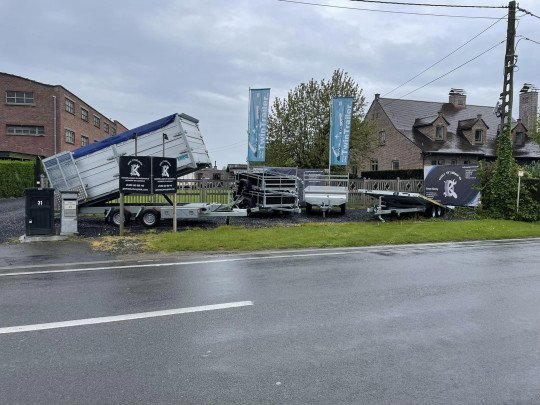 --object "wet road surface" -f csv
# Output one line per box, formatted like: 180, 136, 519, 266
1, 239, 540, 404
